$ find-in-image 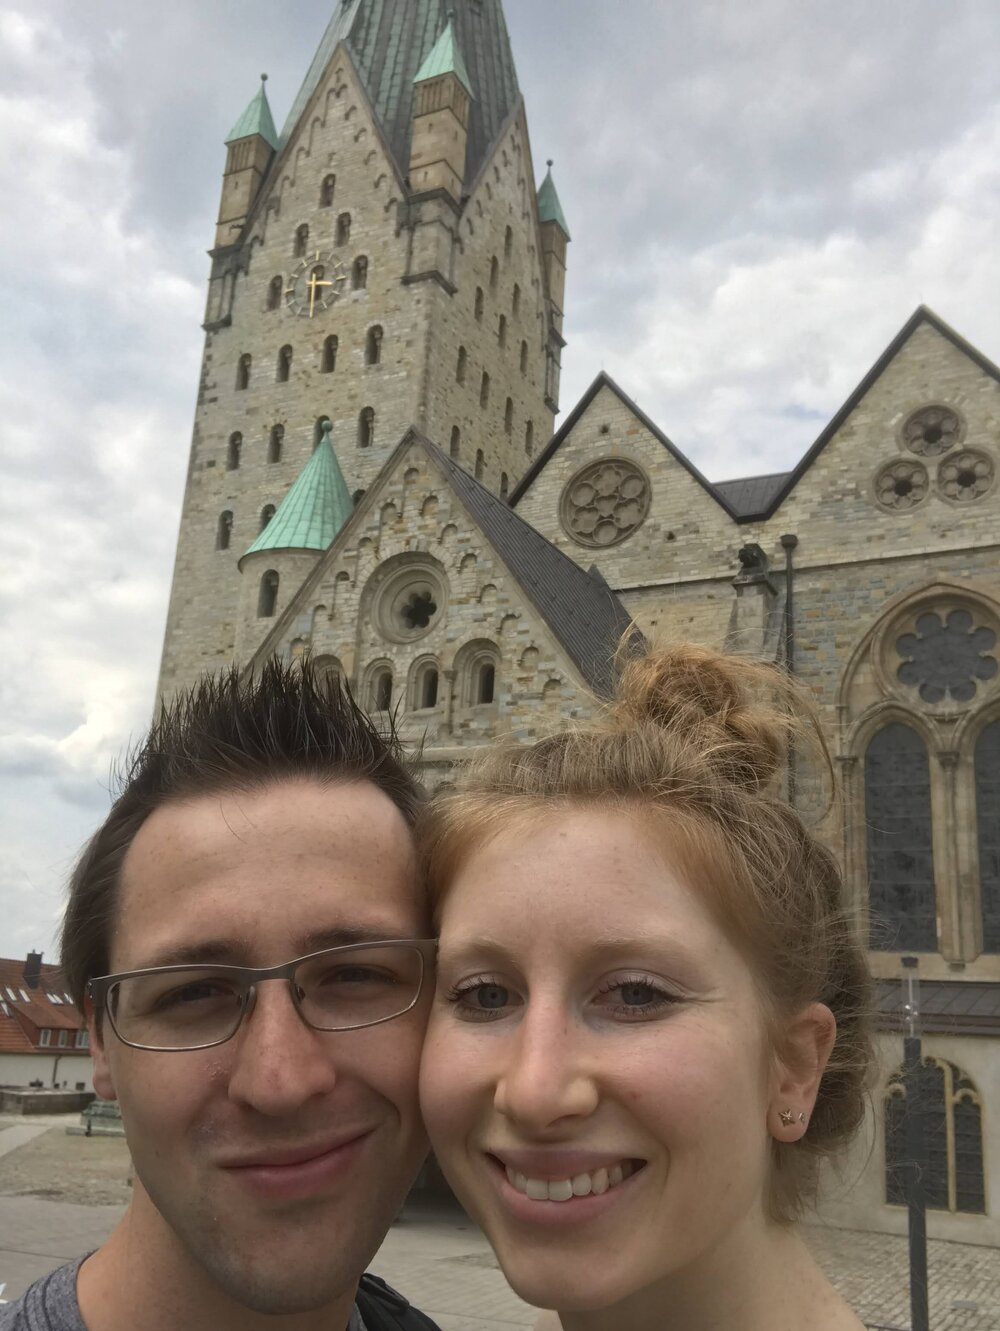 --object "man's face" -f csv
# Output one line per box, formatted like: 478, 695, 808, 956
90, 777, 430, 1315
